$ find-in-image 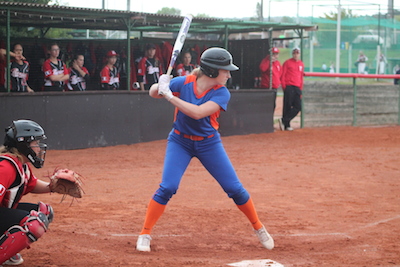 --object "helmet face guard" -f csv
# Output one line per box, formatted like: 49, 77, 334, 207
4, 120, 47, 168
200, 47, 239, 78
